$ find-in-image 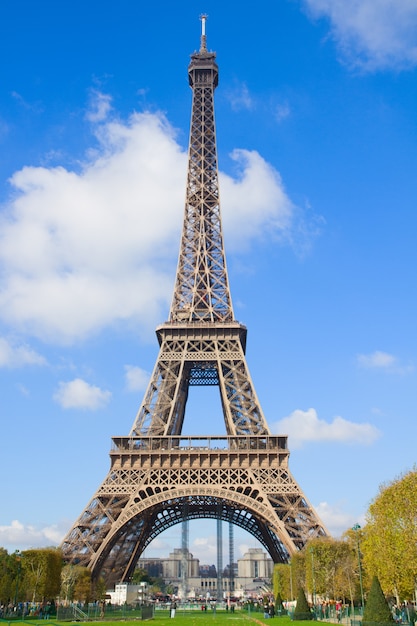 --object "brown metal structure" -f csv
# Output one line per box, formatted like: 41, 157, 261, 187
61, 17, 328, 586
